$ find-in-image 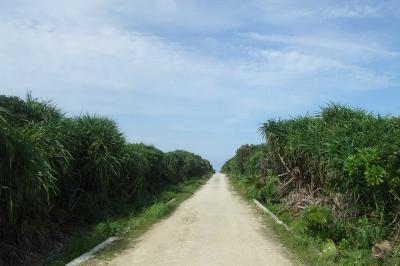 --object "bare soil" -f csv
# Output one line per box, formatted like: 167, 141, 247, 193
94, 173, 292, 266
